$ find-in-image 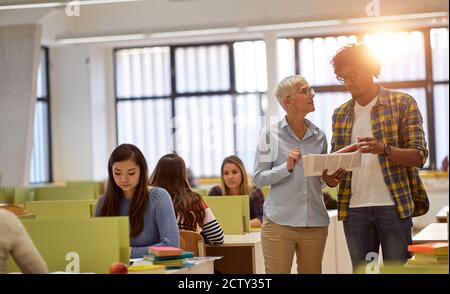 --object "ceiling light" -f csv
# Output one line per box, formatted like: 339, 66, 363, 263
0, 0, 140, 10
56, 33, 146, 44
